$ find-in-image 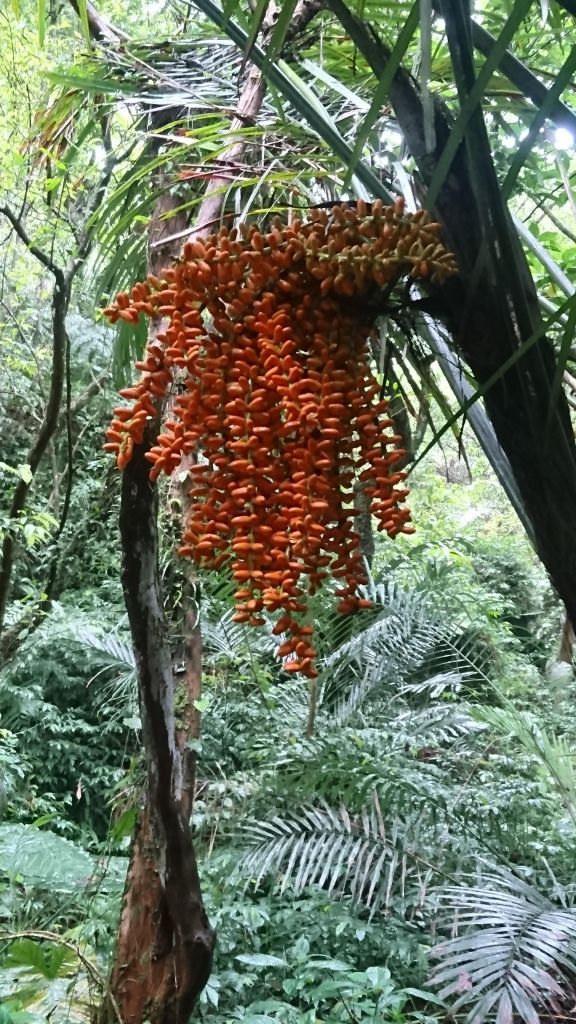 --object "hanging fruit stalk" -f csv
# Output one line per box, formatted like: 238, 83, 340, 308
103, 198, 456, 677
